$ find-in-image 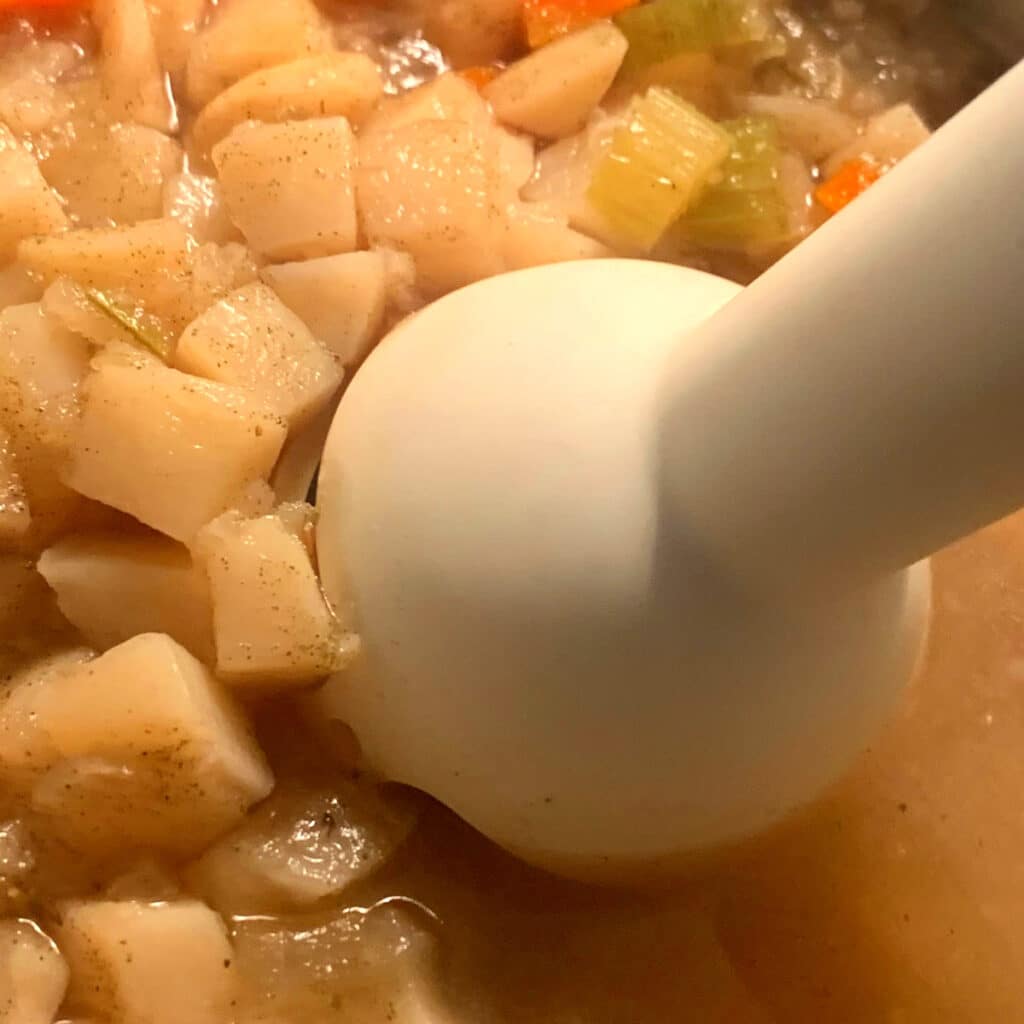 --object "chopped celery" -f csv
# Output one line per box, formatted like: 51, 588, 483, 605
682, 115, 788, 248
85, 288, 171, 361
615, 0, 770, 73
587, 87, 731, 251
